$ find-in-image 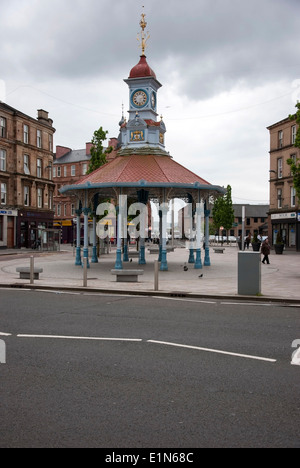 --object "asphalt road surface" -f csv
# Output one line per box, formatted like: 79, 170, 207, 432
0, 289, 299, 448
